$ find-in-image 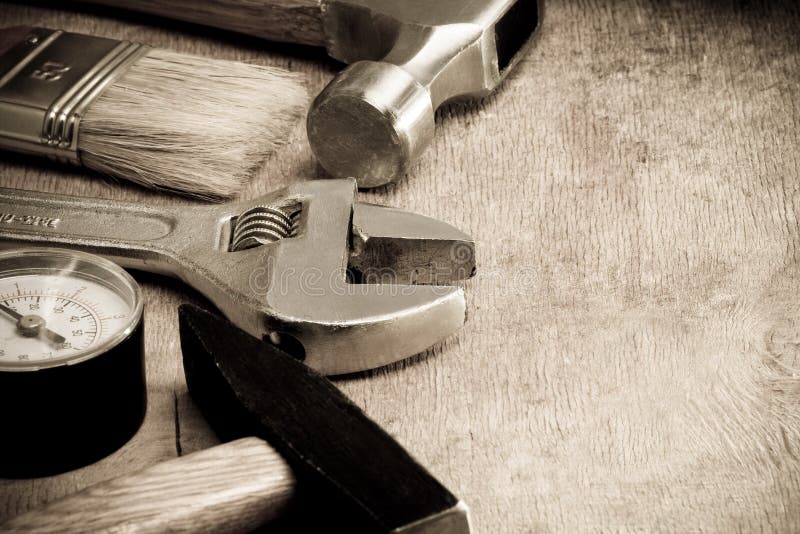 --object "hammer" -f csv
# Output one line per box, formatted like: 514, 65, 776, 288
0, 305, 470, 533
78, 0, 542, 186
